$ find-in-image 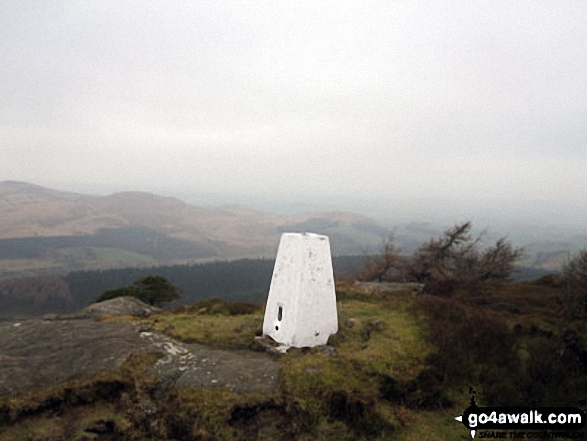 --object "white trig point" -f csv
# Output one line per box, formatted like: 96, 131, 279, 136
262, 232, 338, 349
